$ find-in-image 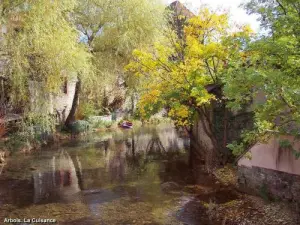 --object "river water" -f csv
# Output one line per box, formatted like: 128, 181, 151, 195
0, 124, 212, 225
